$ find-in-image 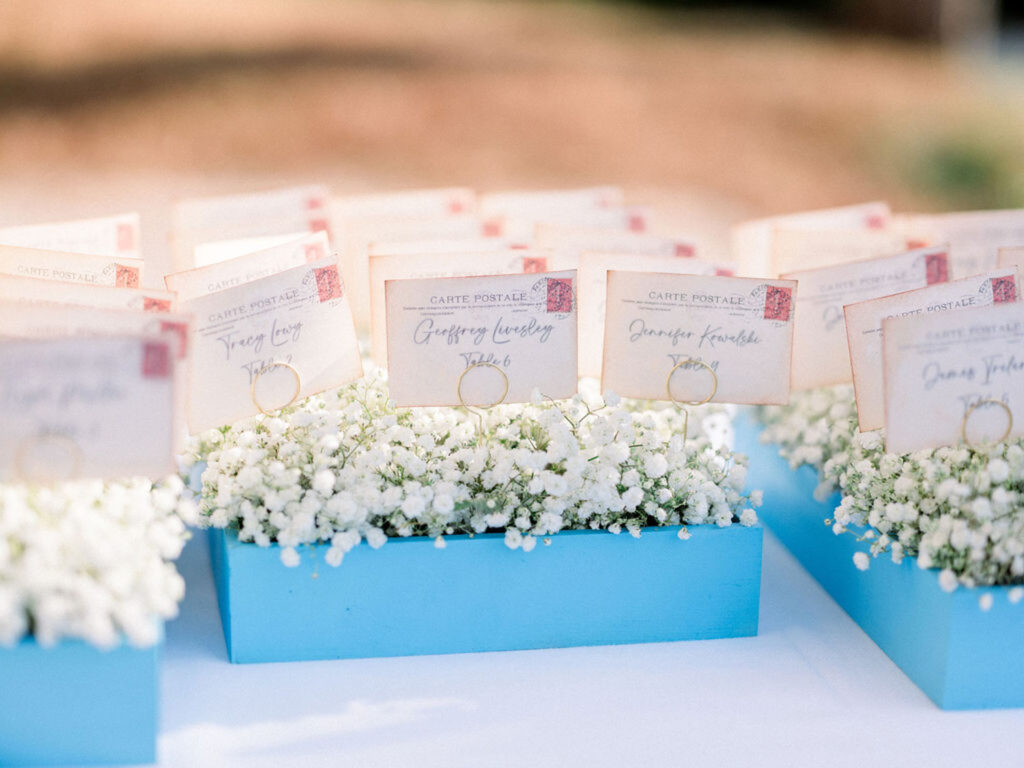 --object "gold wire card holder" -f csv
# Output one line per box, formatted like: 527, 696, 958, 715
250, 361, 303, 416
456, 361, 510, 436
960, 398, 1013, 448
665, 358, 718, 444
